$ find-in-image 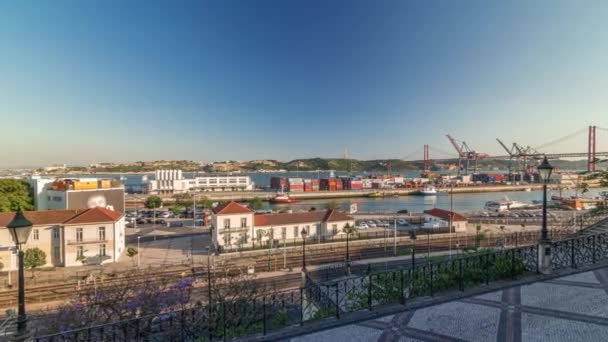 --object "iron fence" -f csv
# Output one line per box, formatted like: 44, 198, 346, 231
33, 224, 608, 342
